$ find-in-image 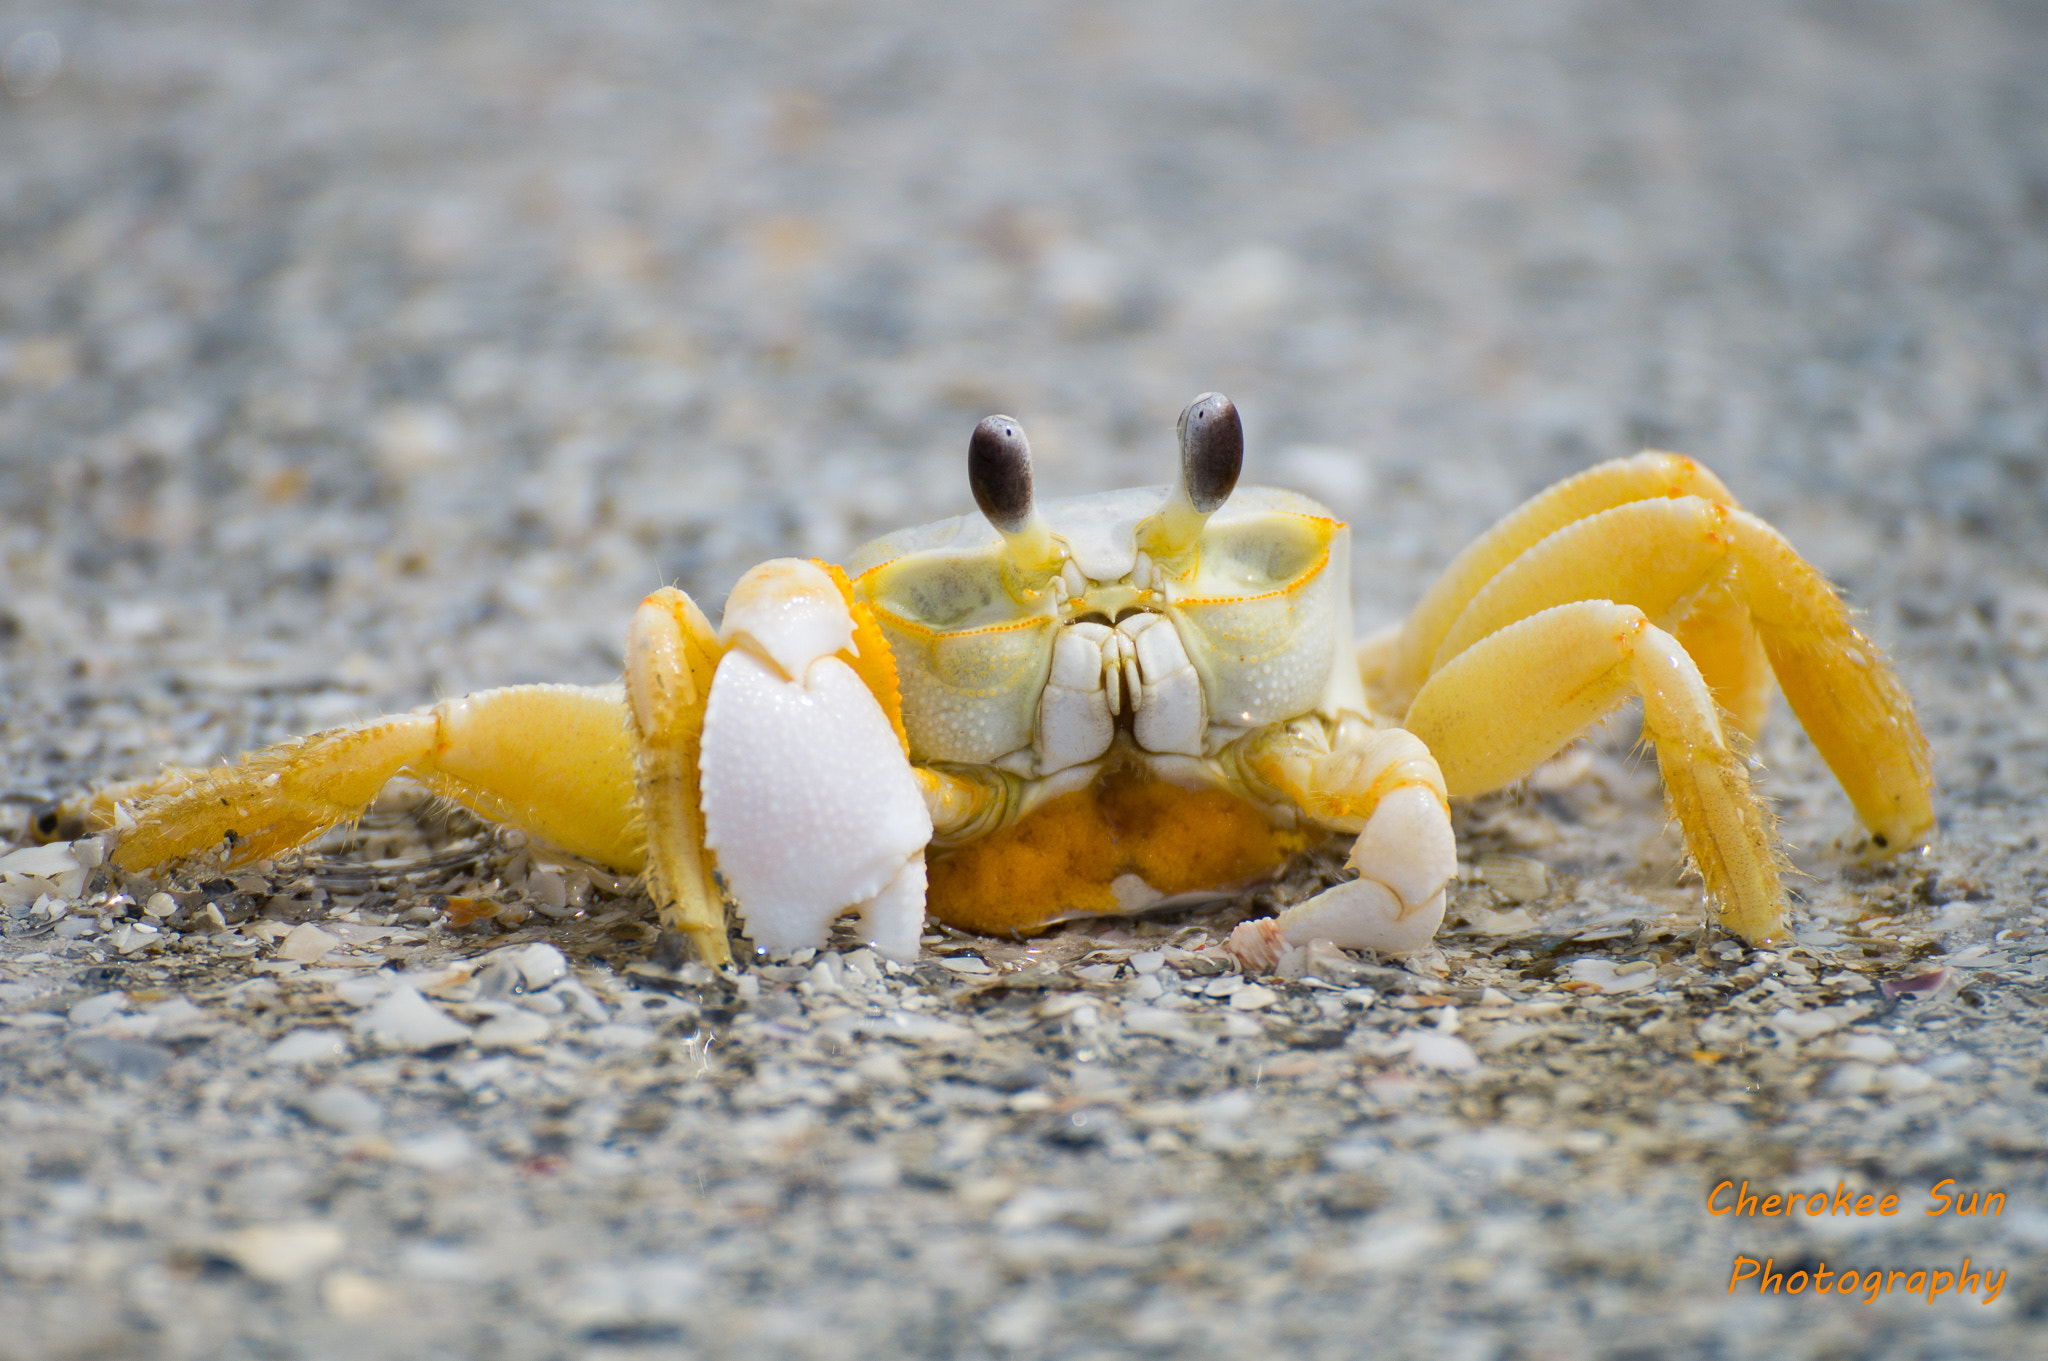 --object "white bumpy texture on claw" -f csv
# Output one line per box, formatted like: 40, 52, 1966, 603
699, 560, 933, 960
1226, 784, 1456, 970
